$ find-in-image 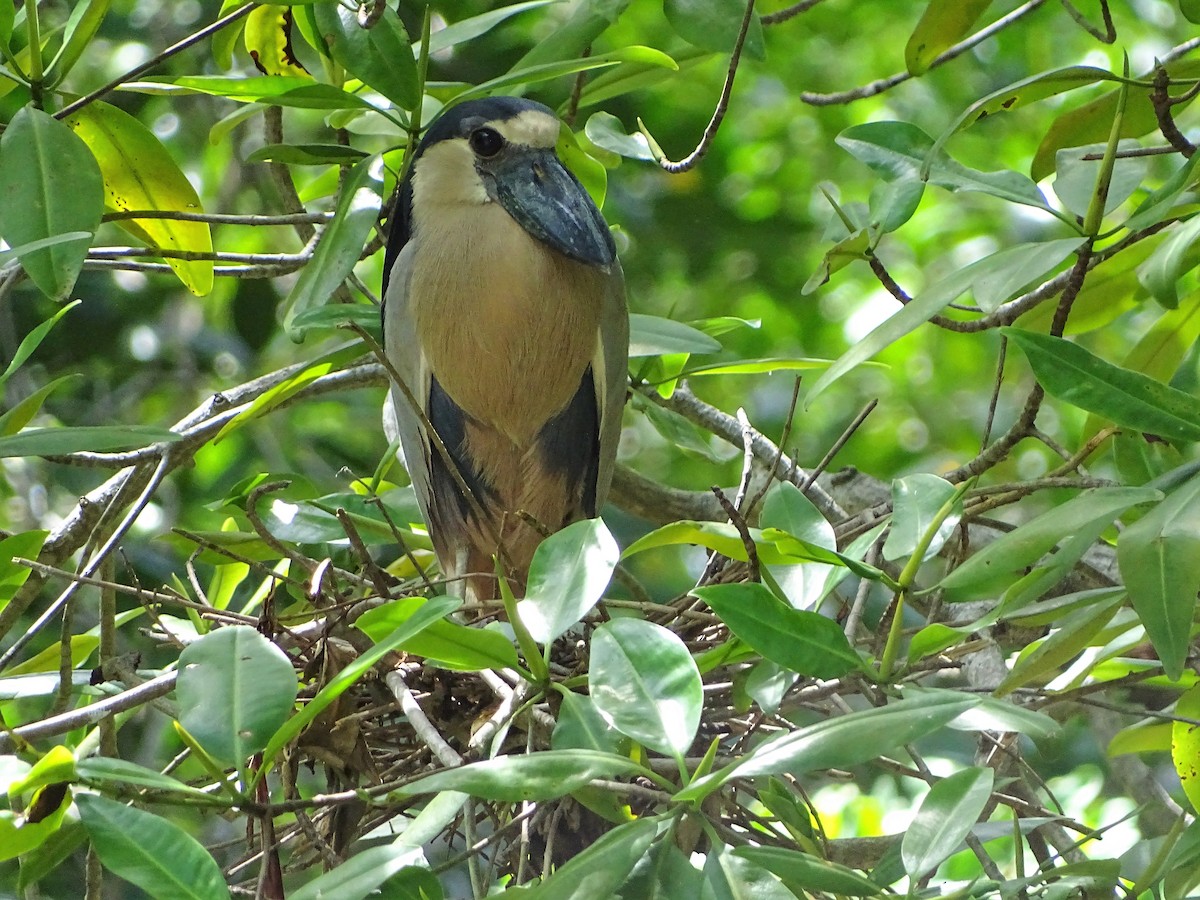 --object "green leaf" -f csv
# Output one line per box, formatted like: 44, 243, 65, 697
1117, 471, 1200, 679
1125, 151, 1200, 232
0, 425, 182, 458
356, 597, 520, 672
938, 486, 1160, 602
940, 66, 1114, 138
311, 3, 418, 109
589, 618, 702, 757
176, 626, 298, 768
905, 0, 992, 75
1139, 214, 1200, 309
400, 749, 644, 802
551, 689, 624, 754
0, 791, 71, 862
1031, 59, 1200, 181
807, 238, 1076, 403
46, 0, 111, 85
516, 519, 619, 643
283, 156, 383, 339
902, 767, 994, 879
245, 143, 368, 165
510, 0, 631, 71
694, 583, 862, 679
676, 693, 978, 802
969, 238, 1087, 313
76, 758, 214, 800
66, 101, 213, 295
76, 794, 230, 900
1109, 720, 1172, 756
291, 846, 430, 900
505, 817, 660, 900
584, 111, 653, 160
704, 843, 794, 899
733, 846, 882, 896
664, 0, 765, 60
0, 107, 101, 300
0, 375, 80, 437
1004, 328, 1200, 442
423, 1, 555, 57
629, 313, 723, 357
1172, 684, 1200, 813
243, 5, 311, 78
837, 121, 1059, 217
8, 745, 75, 799
1053, 140, 1147, 221
259, 596, 459, 770
996, 594, 1124, 695
128, 76, 374, 110
453, 48, 672, 105
882, 473, 961, 561
0, 530, 47, 609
